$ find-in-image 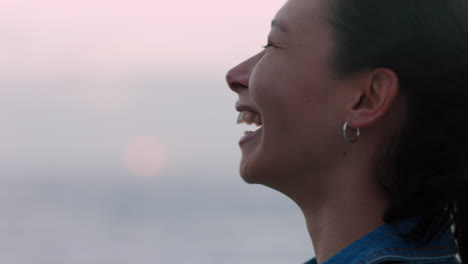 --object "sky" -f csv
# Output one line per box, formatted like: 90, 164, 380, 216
0, 2, 316, 262
0, 0, 286, 182
1, 0, 284, 76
